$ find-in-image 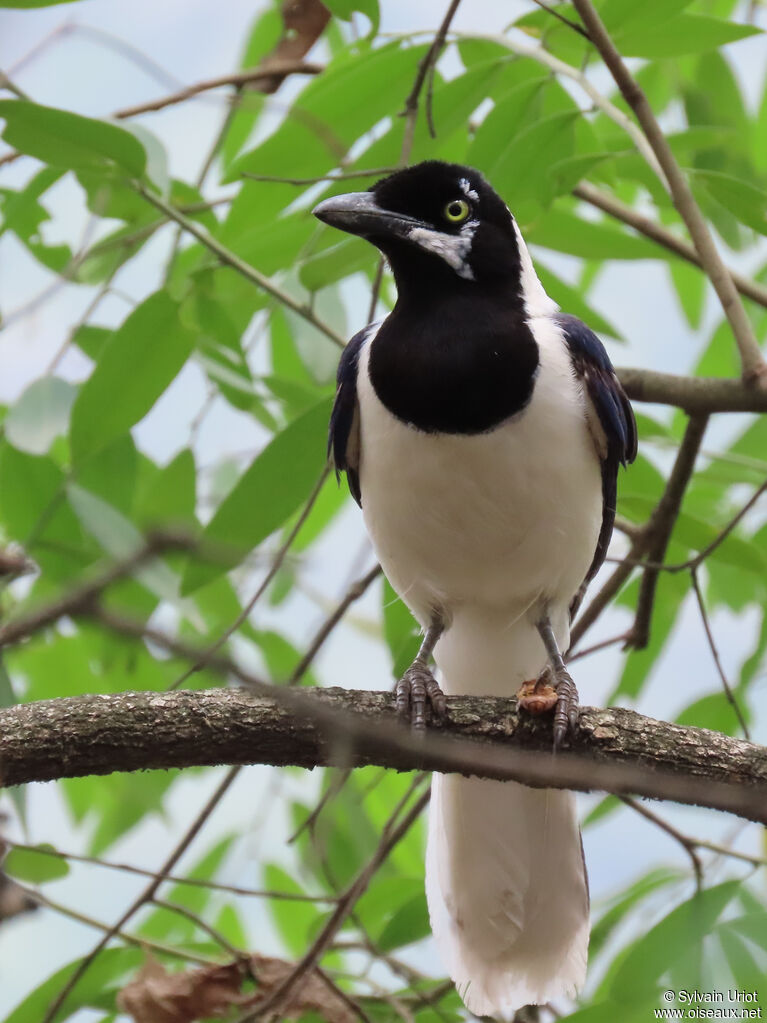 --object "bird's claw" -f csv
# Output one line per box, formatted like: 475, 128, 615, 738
395, 664, 446, 730
518, 665, 579, 750
552, 668, 579, 751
